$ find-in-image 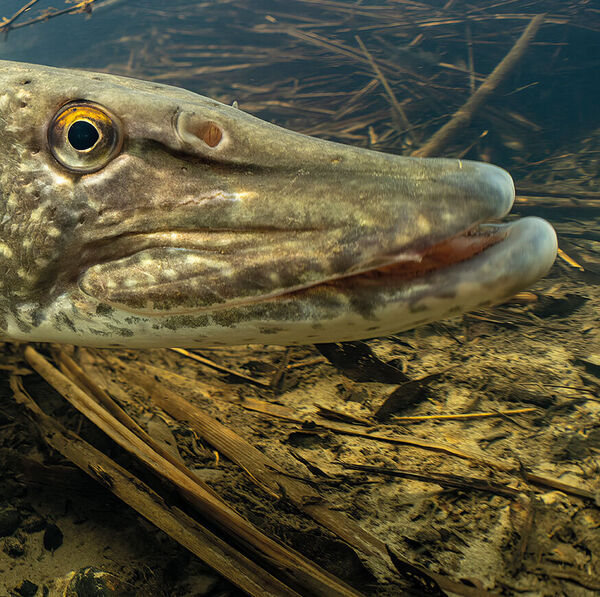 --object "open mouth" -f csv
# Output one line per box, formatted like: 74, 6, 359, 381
313, 224, 507, 291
